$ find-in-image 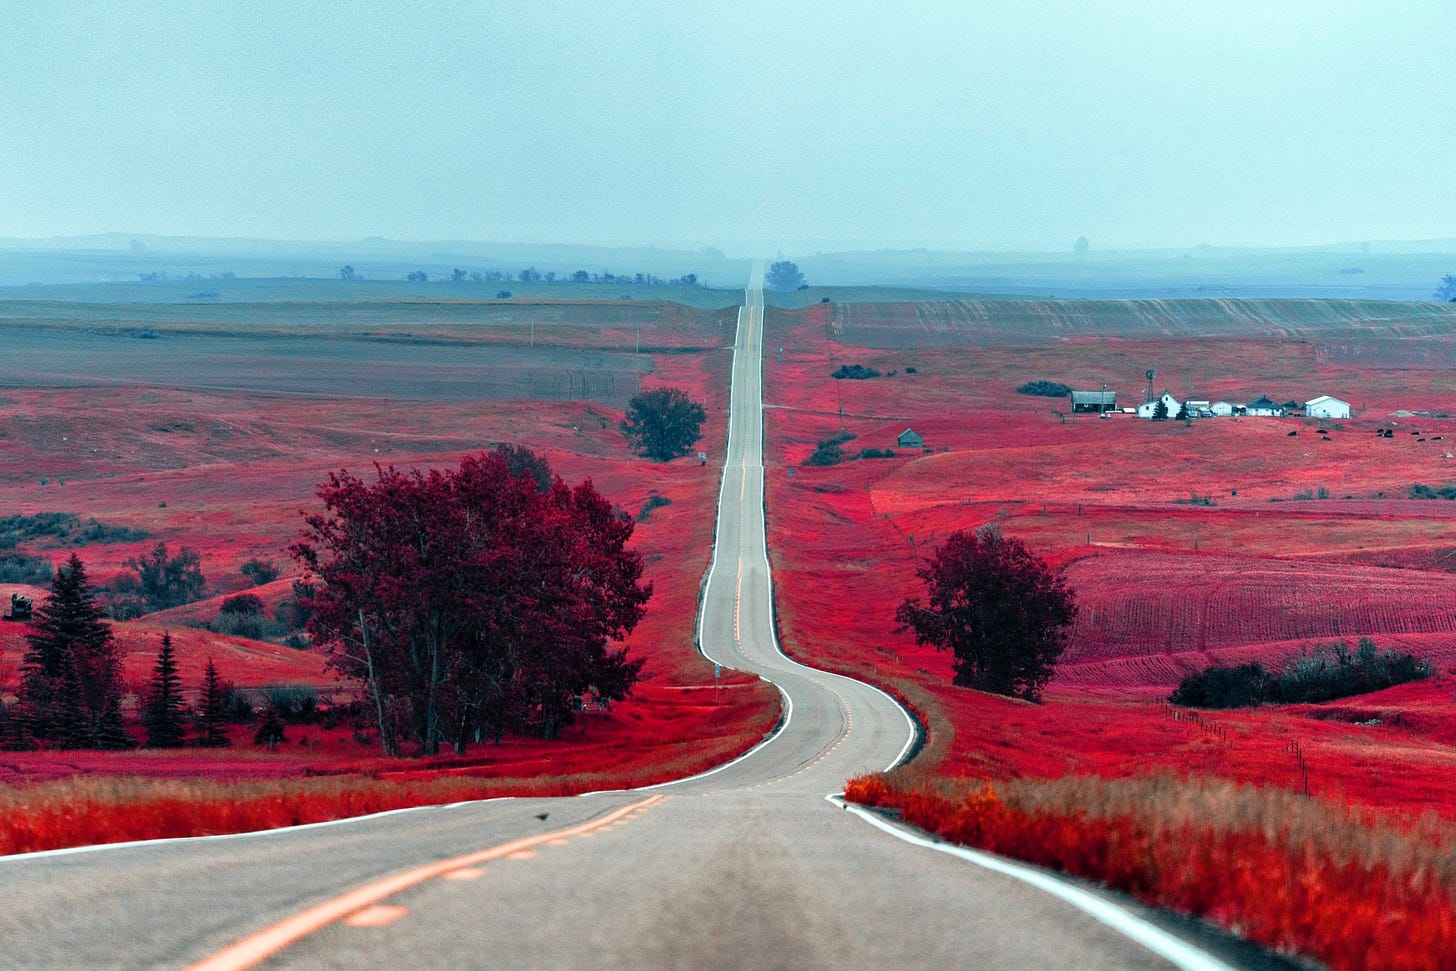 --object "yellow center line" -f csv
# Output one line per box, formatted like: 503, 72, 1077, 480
185, 794, 666, 971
